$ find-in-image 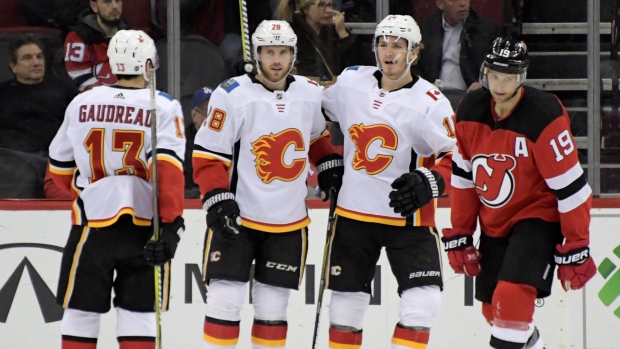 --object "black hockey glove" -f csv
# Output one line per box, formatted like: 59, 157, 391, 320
204, 188, 244, 241
316, 154, 344, 201
389, 167, 445, 216
143, 216, 184, 266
